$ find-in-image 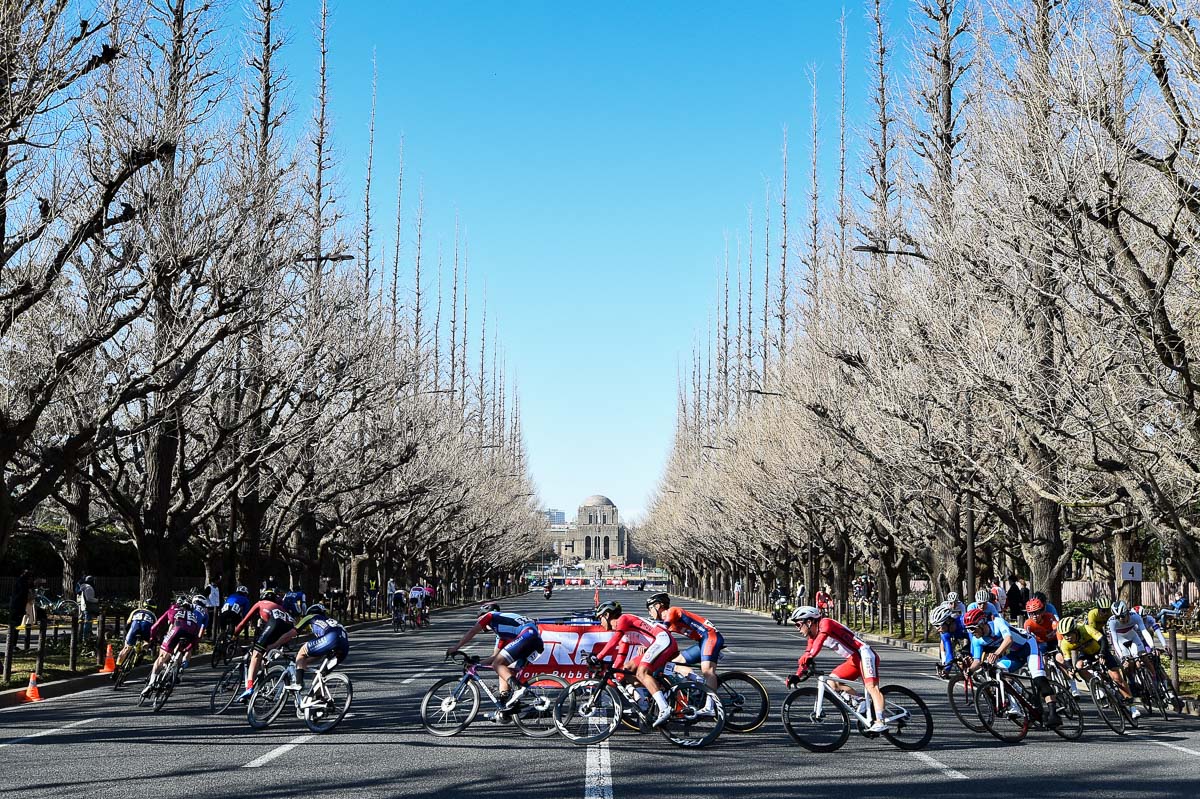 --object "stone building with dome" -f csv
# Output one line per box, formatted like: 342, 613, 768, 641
547, 494, 632, 568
